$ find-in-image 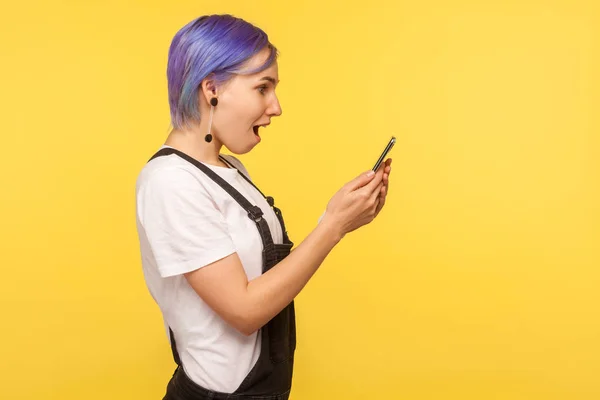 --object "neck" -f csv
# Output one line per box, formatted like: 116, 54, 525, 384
165, 125, 224, 167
